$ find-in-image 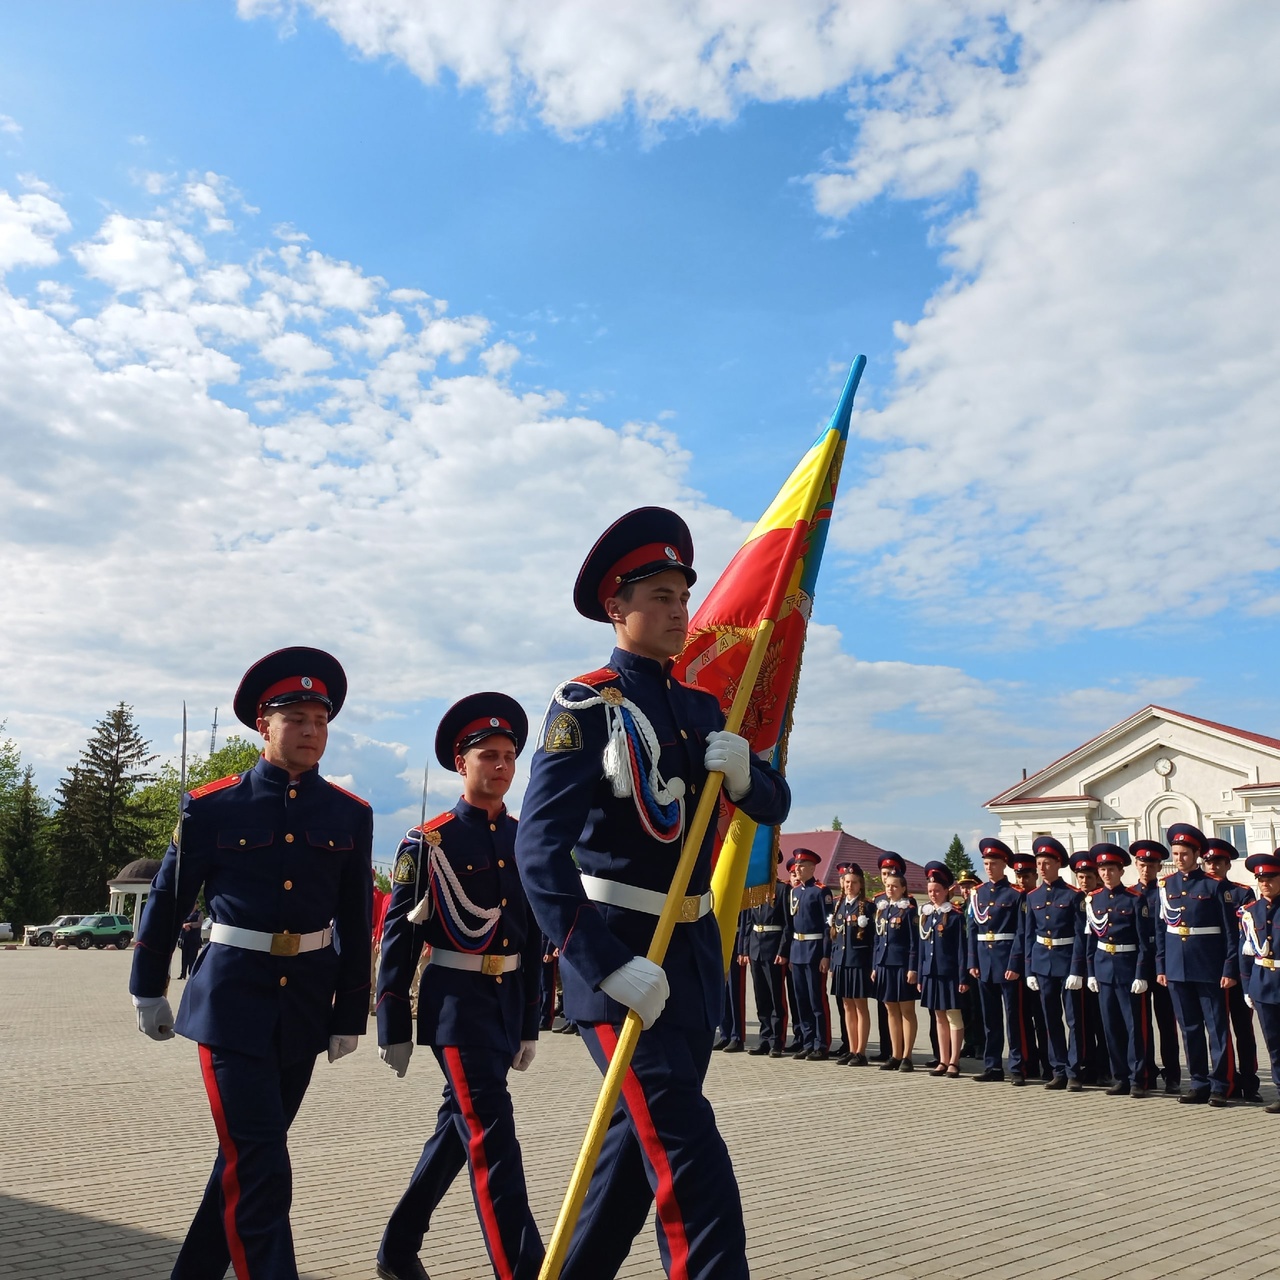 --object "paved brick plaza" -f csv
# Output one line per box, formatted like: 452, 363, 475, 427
1, 949, 1273, 1279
